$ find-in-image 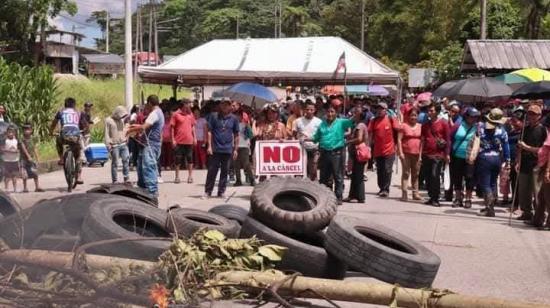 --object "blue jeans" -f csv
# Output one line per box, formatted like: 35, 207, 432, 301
476, 154, 501, 197
110, 144, 130, 183
137, 144, 161, 197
